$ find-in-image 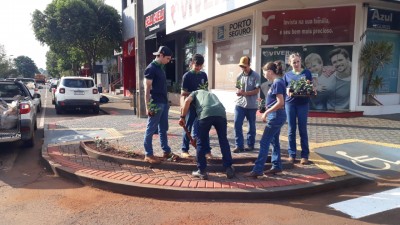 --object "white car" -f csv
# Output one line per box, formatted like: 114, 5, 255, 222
54, 76, 100, 114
